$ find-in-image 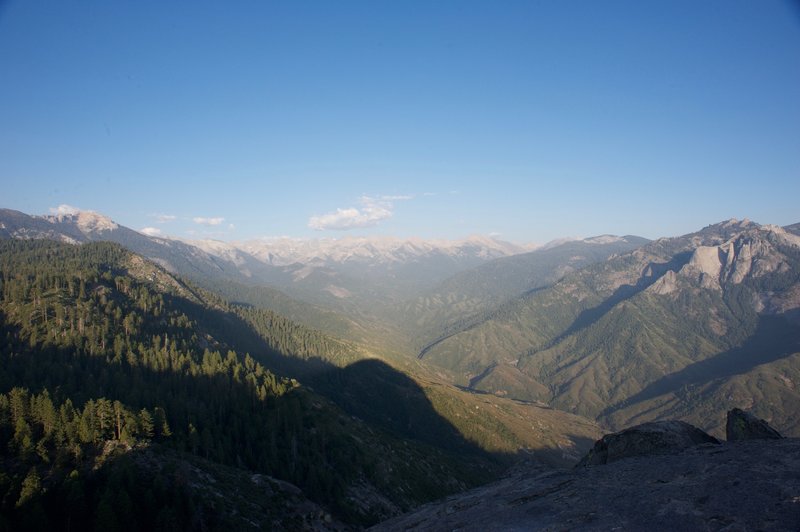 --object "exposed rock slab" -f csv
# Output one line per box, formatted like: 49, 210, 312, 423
372, 439, 800, 531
